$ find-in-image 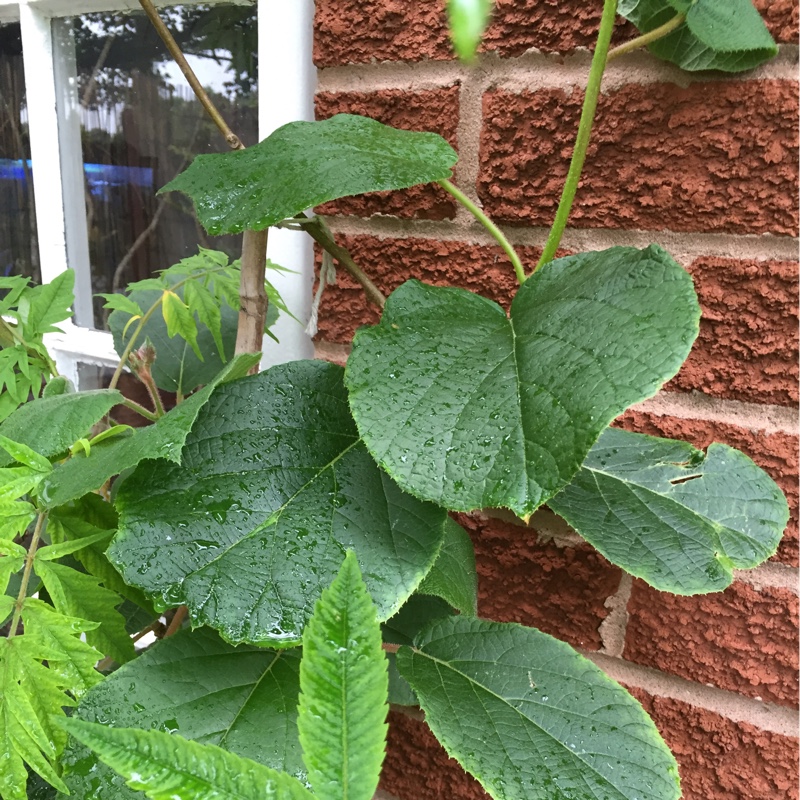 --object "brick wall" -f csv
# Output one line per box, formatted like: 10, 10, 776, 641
310, 2, 800, 798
